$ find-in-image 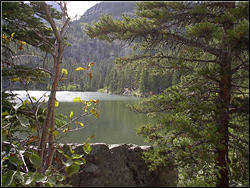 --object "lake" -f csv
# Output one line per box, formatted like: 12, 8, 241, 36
9, 91, 149, 145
